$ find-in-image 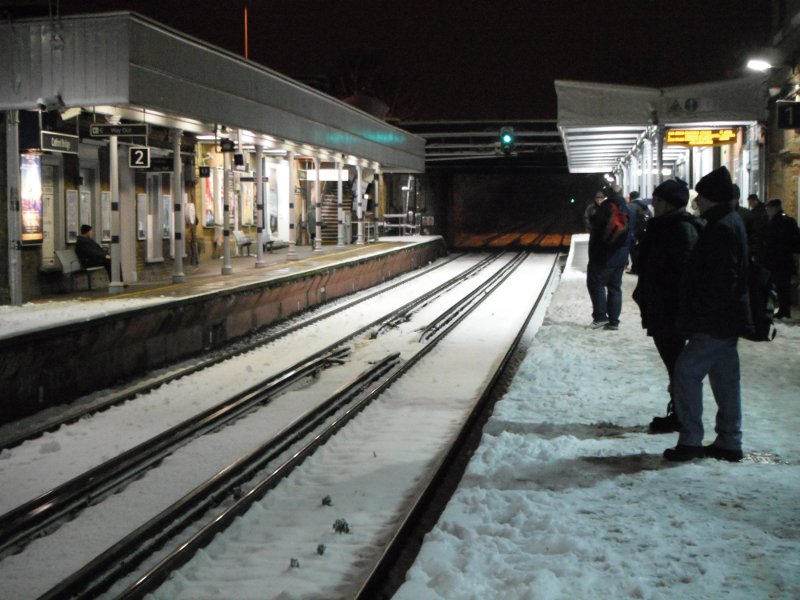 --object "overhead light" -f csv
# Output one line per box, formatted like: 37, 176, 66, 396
747, 58, 773, 72
60, 107, 81, 121
264, 149, 288, 156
